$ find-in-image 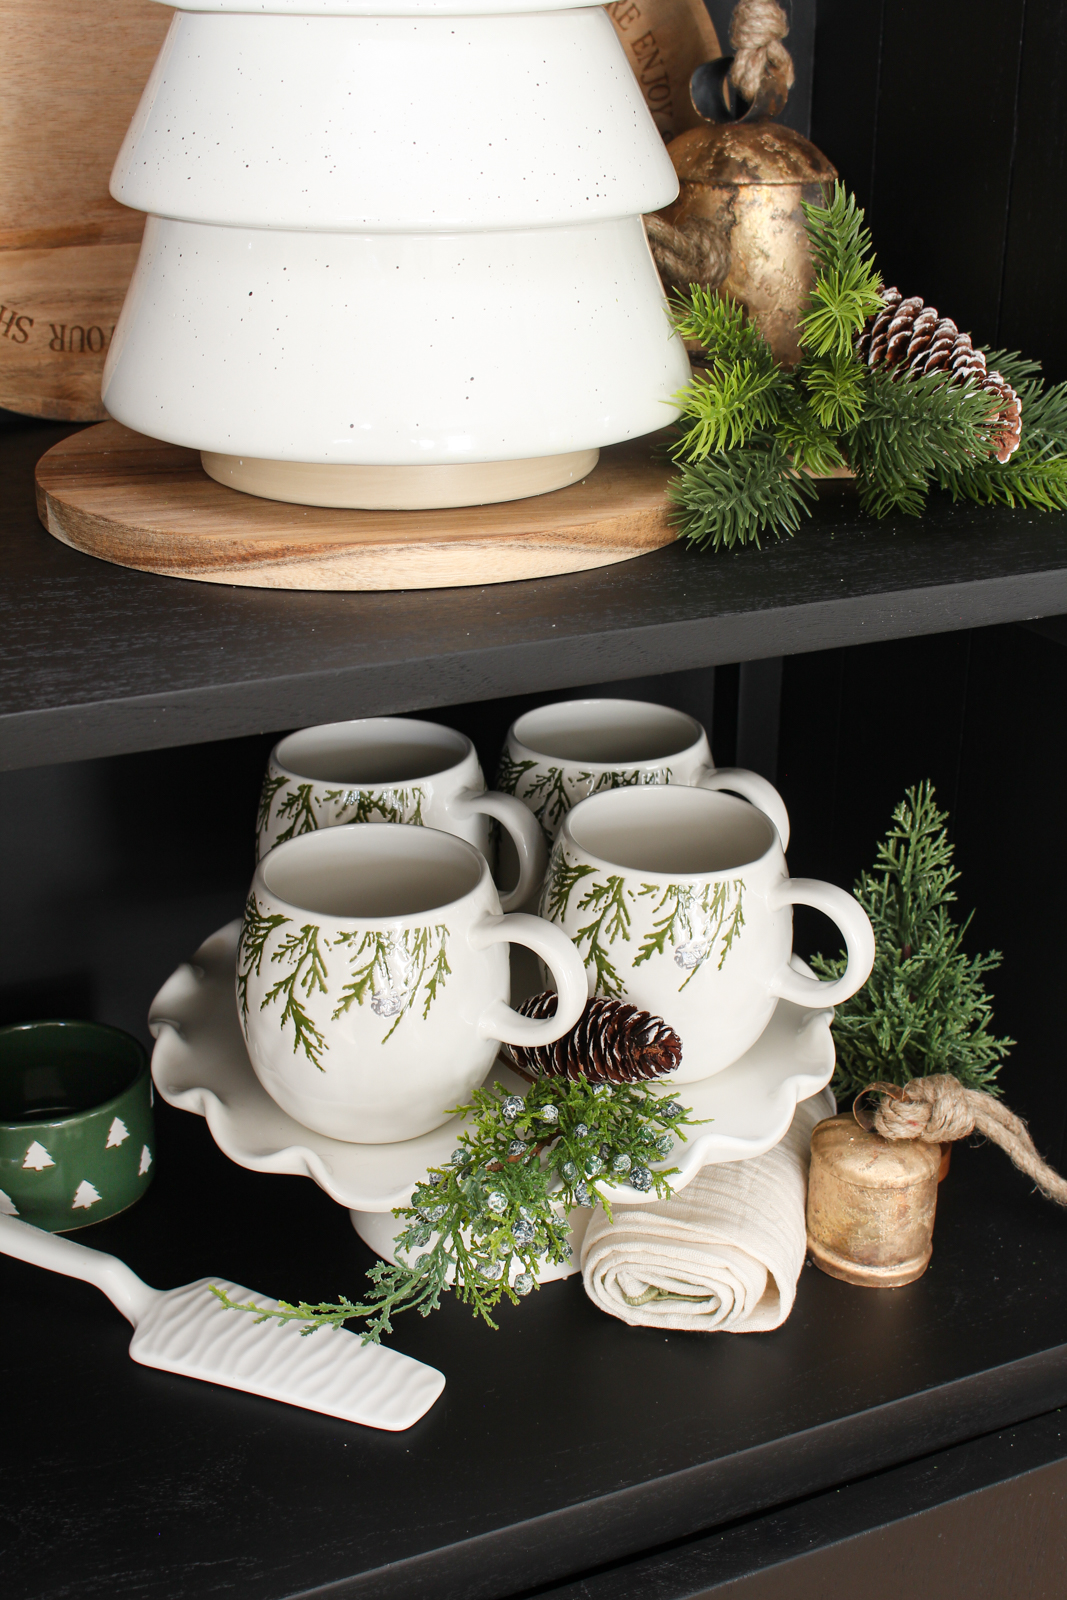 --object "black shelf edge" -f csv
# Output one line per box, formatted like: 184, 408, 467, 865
320, 1346, 1067, 1600
3, 567, 1064, 772
530, 1409, 1067, 1599
4, 423, 1067, 769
